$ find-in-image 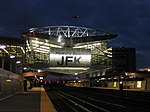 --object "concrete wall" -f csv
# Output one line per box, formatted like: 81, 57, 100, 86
0, 68, 22, 99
